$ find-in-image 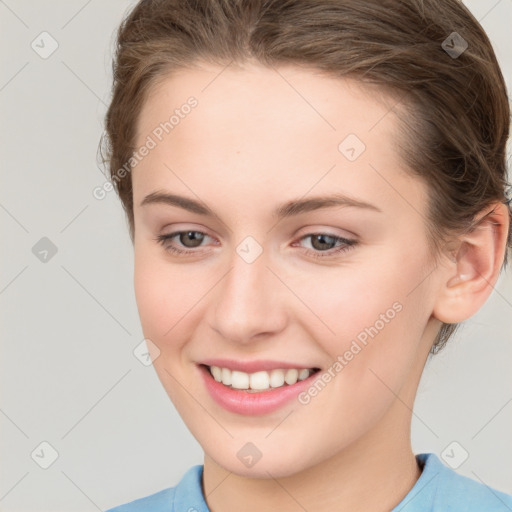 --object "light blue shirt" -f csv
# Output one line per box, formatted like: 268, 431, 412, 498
104, 453, 512, 511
